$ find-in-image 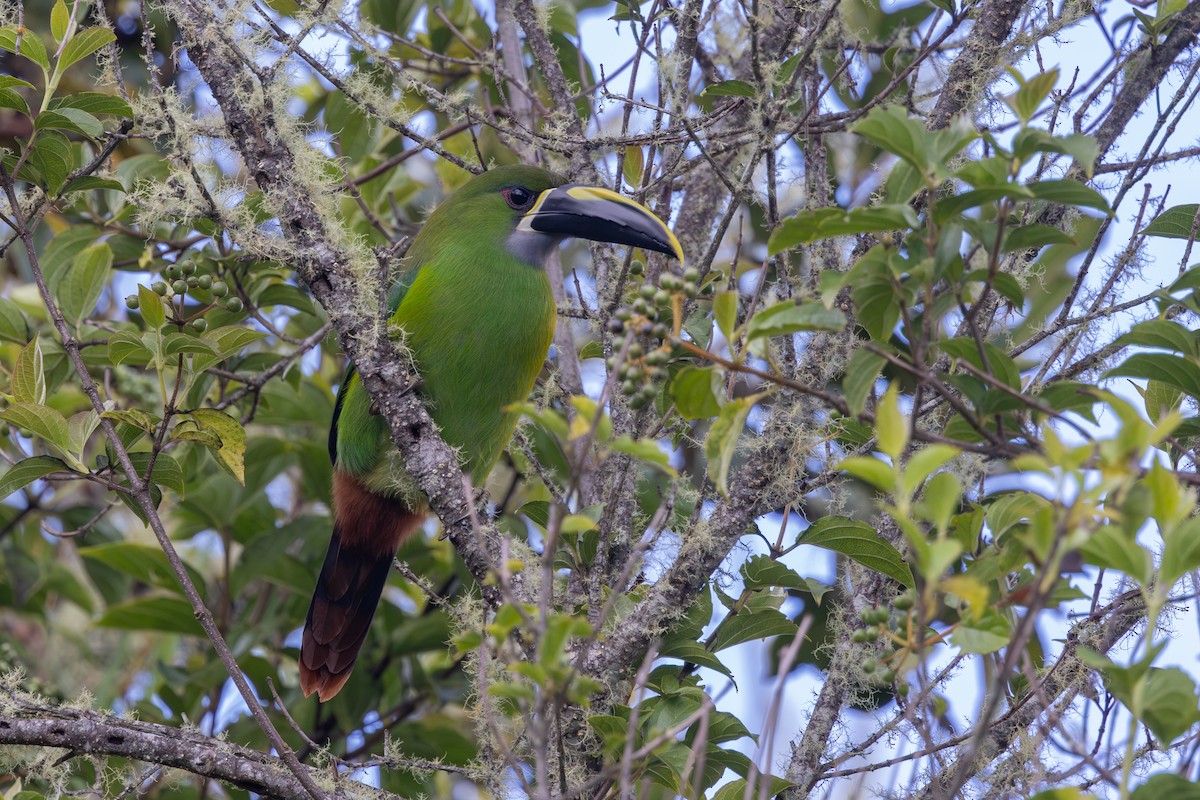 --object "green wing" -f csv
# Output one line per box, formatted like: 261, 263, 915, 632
328, 264, 422, 466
